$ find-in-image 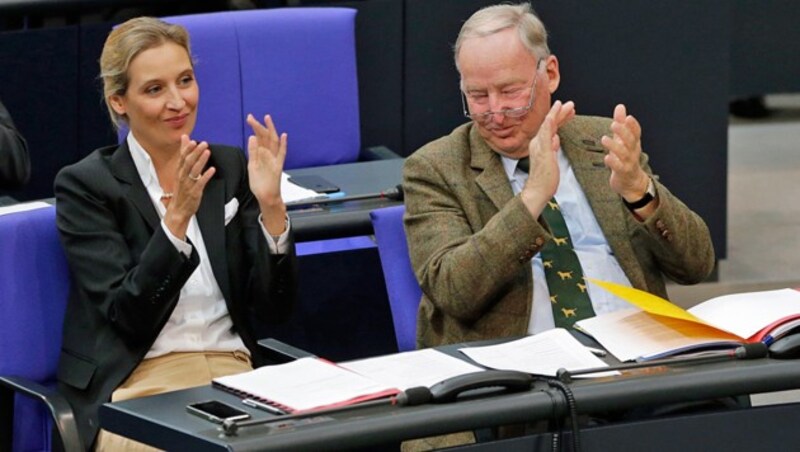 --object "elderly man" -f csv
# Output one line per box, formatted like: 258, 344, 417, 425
403, 3, 714, 352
